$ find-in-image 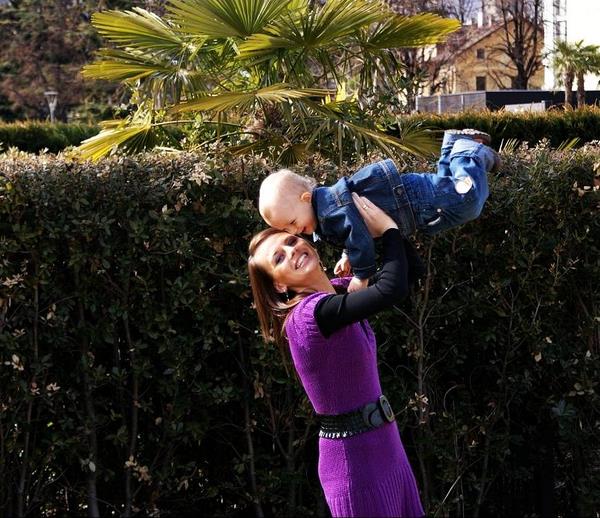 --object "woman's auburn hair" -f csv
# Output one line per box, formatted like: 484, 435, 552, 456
247, 228, 307, 346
